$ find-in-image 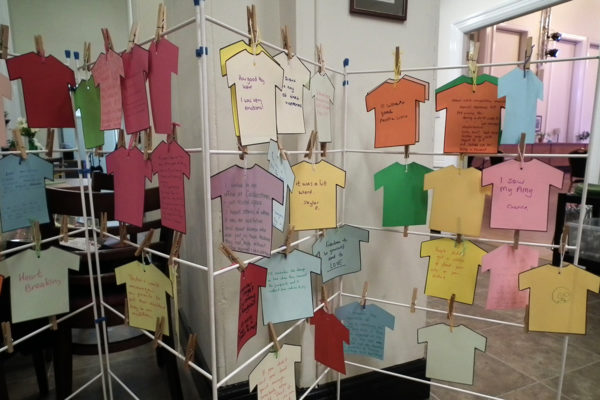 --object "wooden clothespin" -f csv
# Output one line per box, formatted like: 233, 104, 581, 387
283, 225, 295, 257
13, 129, 27, 159
1, 321, 14, 353
320, 142, 327, 158
403, 226, 409, 237
127, 22, 139, 52
246, 4, 258, 48
117, 129, 126, 148
467, 40, 479, 92
101, 28, 114, 52
49, 316, 58, 331
558, 225, 569, 270
277, 140, 287, 161
124, 298, 129, 325
321, 285, 329, 313
169, 231, 183, 267
523, 305, 529, 333
0, 25, 9, 60
236, 136, 248, 160
94, 145, 104, 158
45, 128, 55, 158
410, 288, 418, 313
317, 229, 326, 240
144, 128, 153, 160
135, 229, 155, 257
516, 132, 526, 169
34, 34, 45, 58
119, 222, 127, 243
316, 44, 325, 74
219, 243, 246, 271
60, 215, 69, 243
447, 293, 456, 332
281, 25, 292, 59
31, 220, 42, 257
523, 36, 533, 77
394, 46, 401, 82
153, 316, 165, 348
455, 233, 463, 245
268, 322, 281, 353
513, 230, 520, 250
99, 212, 108, 243
184, 333, 198, 370
168, 123, 179, 144
304, 130, 318, 159
155, 3, 167, 42
360, 281, 368, 309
